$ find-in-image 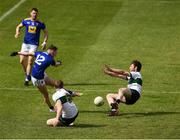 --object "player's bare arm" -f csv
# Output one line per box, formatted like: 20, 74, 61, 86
104, 66, 129, 80
41, 29, 48, 50
15, 23, 24, 38
105, 65, 127, 75
70, 92, 83, 97
54, 100, 62, 126
54, 60, 62, 67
